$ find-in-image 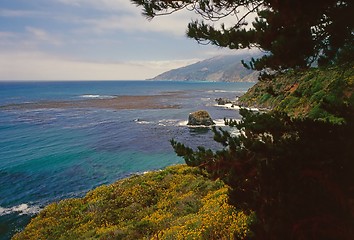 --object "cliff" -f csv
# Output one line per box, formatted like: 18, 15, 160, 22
238, 66, 354, 124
